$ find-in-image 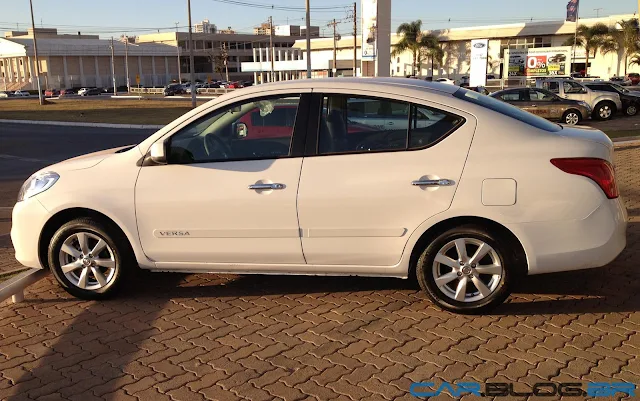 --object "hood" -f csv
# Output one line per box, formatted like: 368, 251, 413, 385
557, 125, 613, 150
46, 145, 135, 172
